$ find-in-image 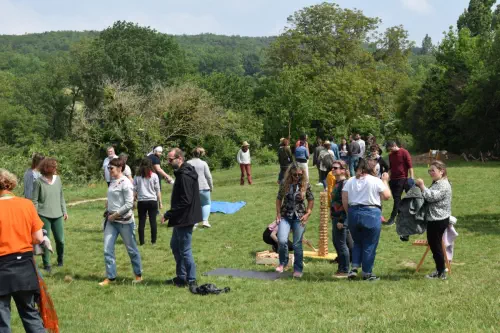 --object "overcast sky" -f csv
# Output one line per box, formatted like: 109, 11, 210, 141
1, 0, 498, 45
